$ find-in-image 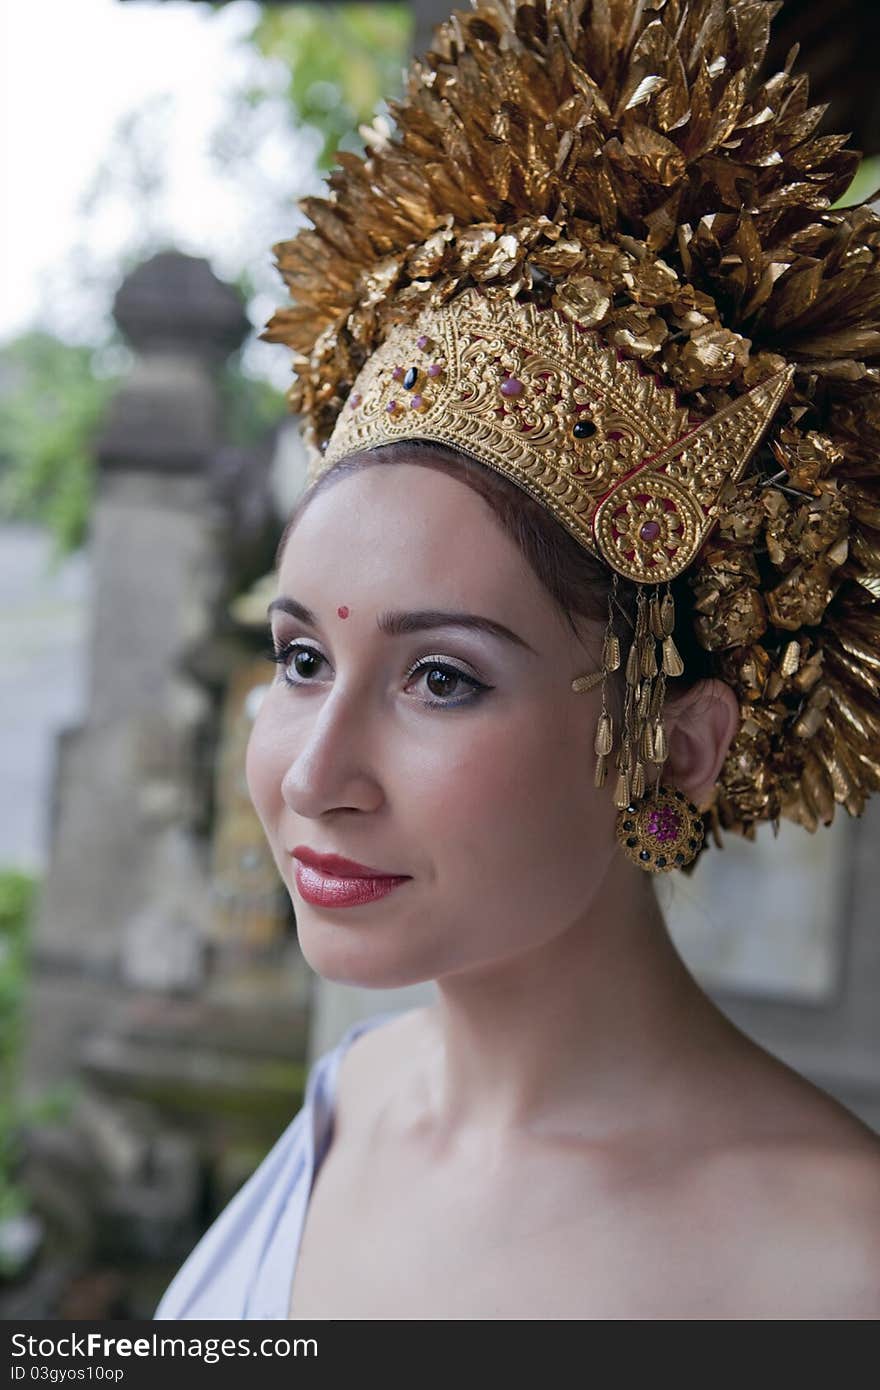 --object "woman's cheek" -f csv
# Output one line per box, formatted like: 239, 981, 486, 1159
245, 705, 284, 832
441, 712, 563, 833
